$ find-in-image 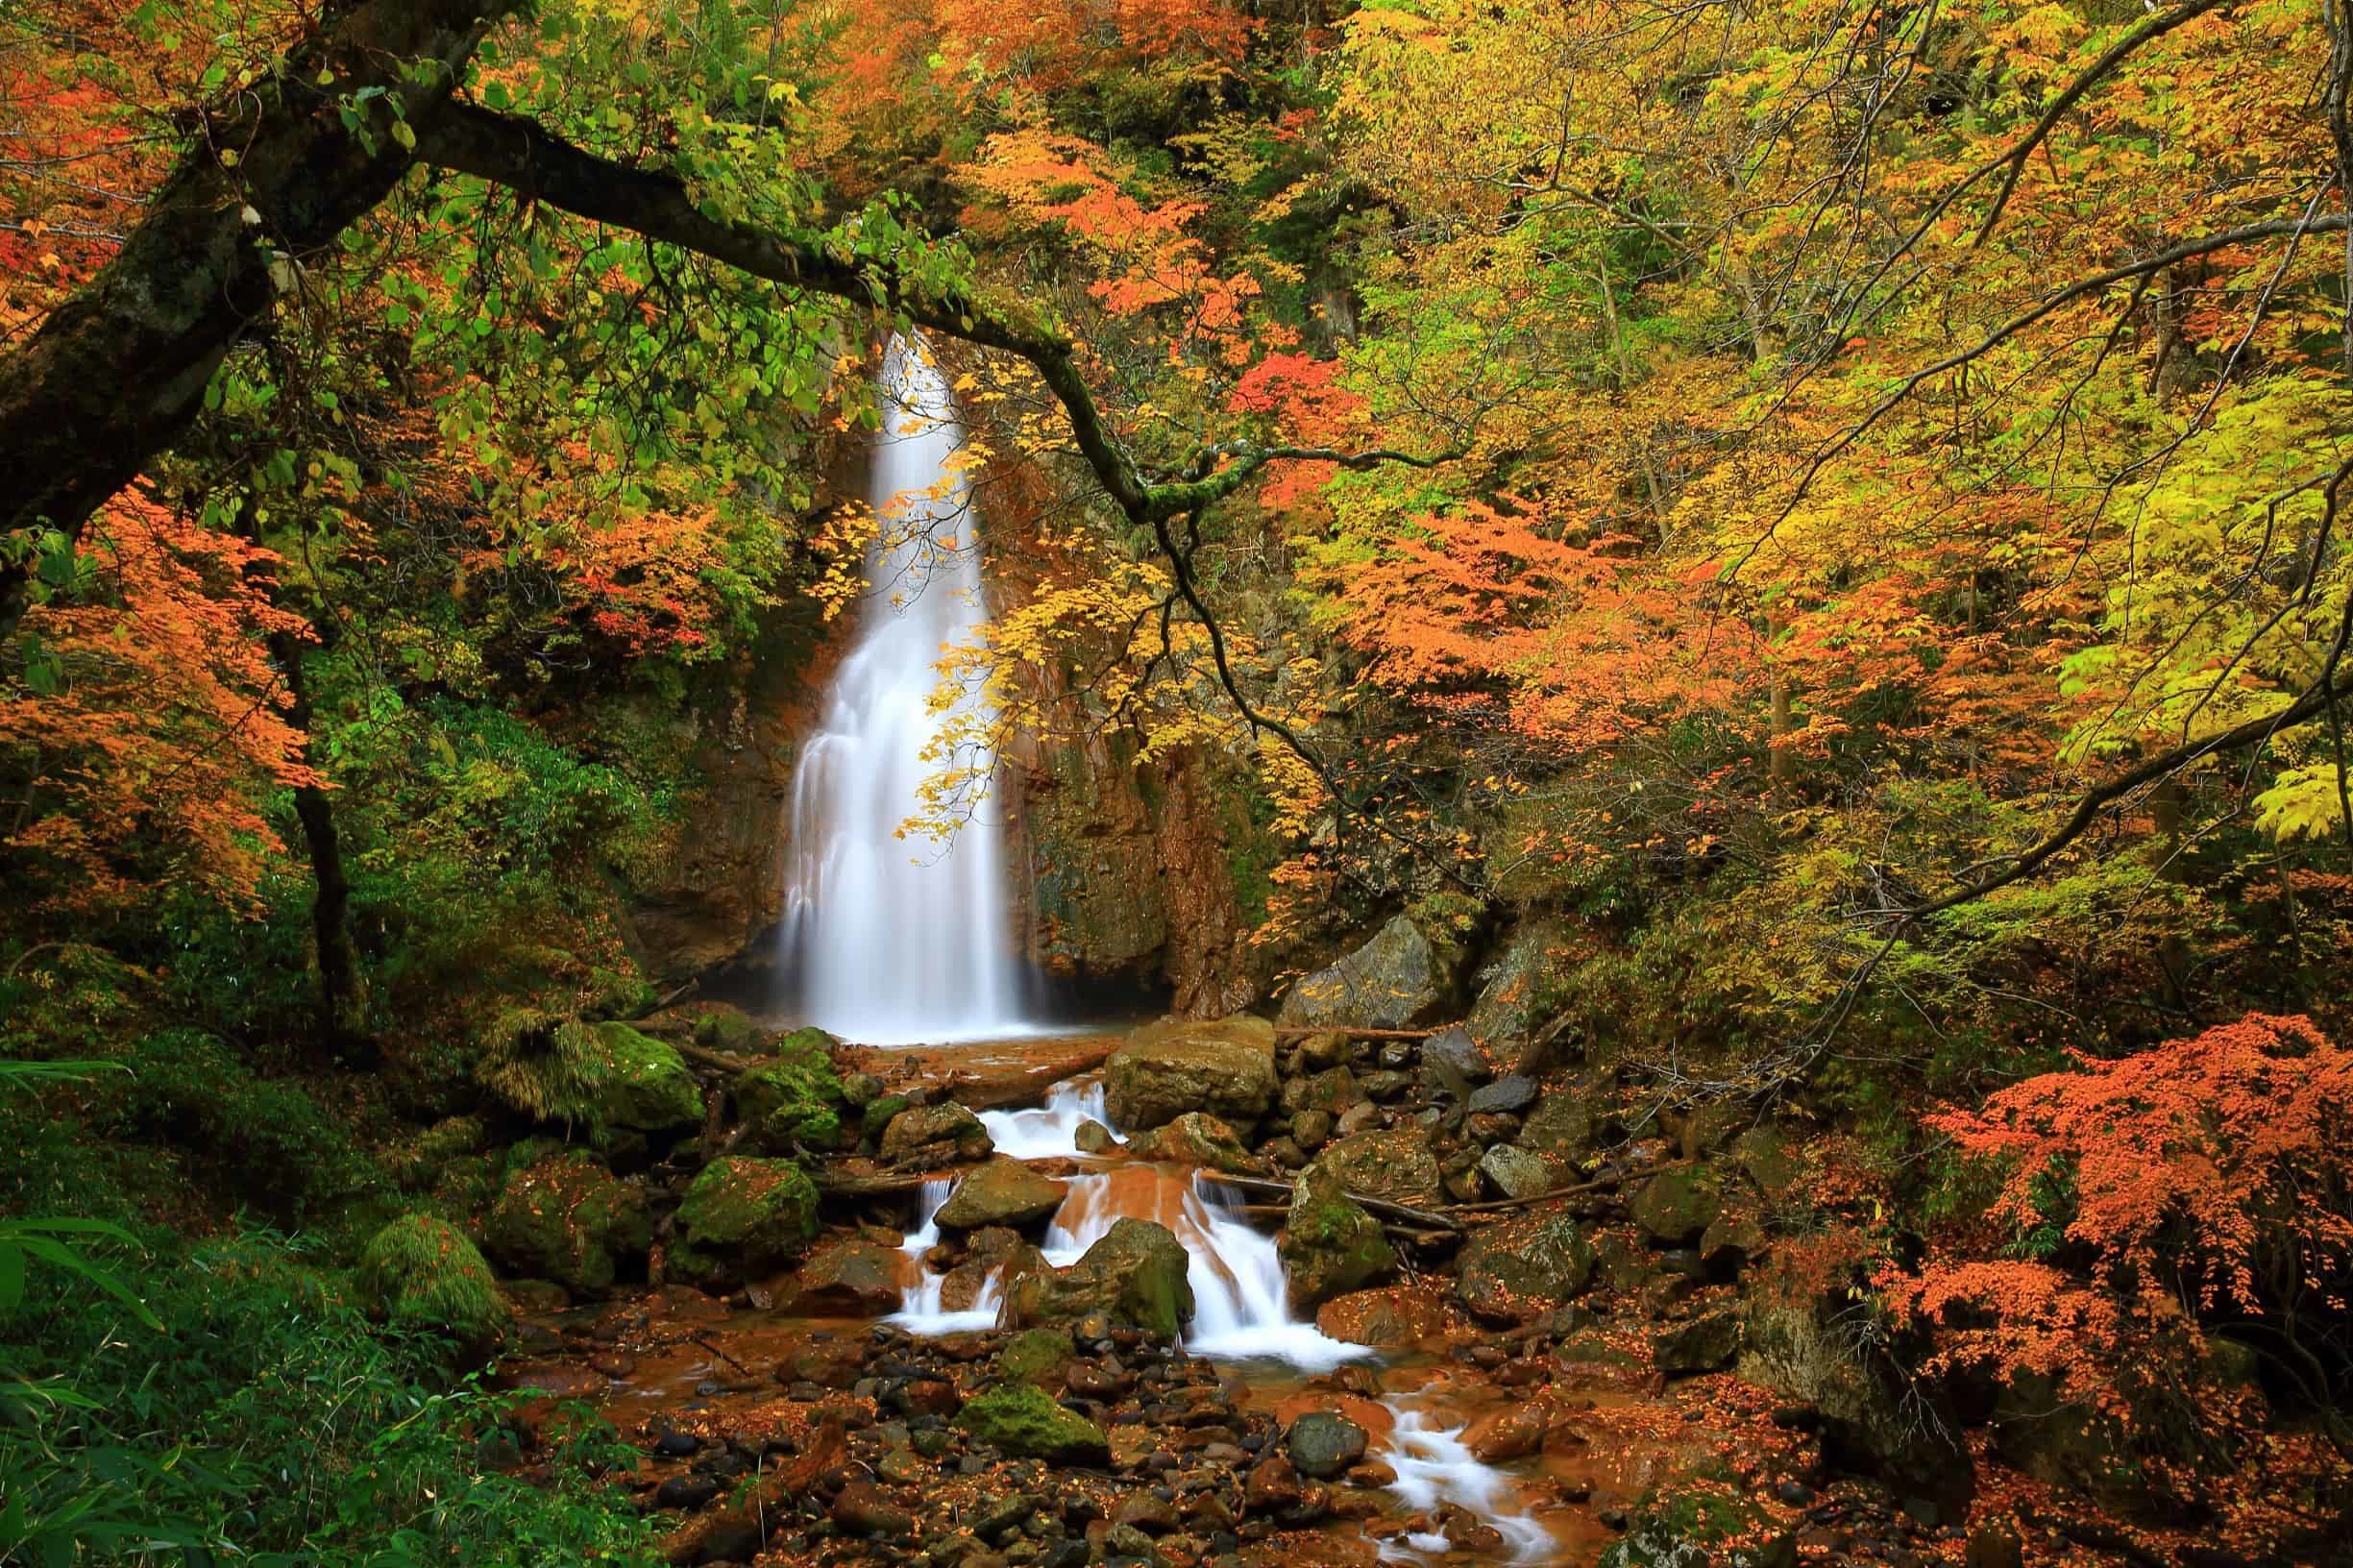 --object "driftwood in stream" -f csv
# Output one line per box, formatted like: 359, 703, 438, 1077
817, 1168, 955, 1200
1446, 1158, 1691, 1216
674, 1040, 755, 1074
1269, 1023, 1462, 1042
929, 1043, 1116, 1112
1234, 1202, 1458, 1249
1206, 1172, 1462, 1233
